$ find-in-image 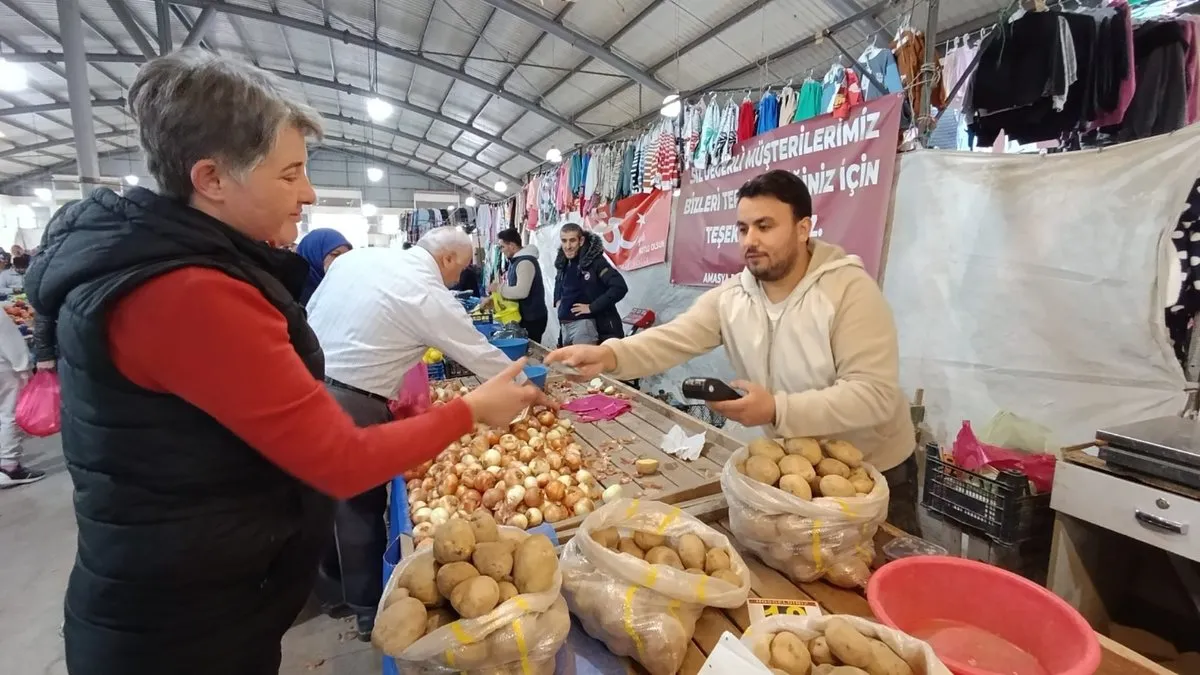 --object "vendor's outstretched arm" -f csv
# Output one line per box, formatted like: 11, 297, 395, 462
773, 275, 904, 437
603, 285, 726, 380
